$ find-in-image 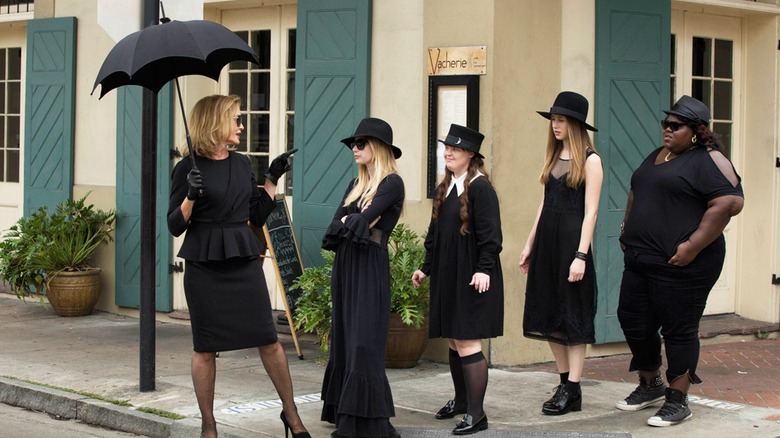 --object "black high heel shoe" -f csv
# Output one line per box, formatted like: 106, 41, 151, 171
280, 411, 312, 438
